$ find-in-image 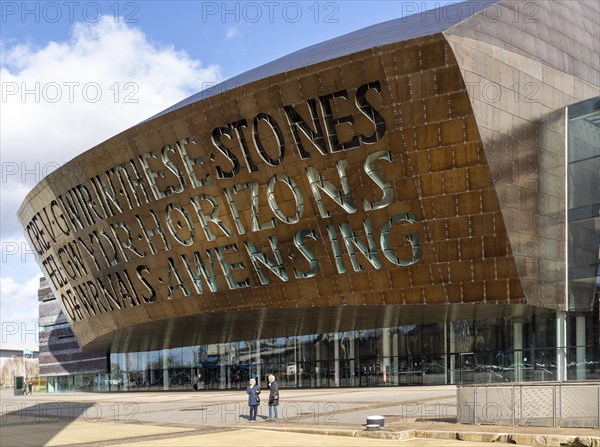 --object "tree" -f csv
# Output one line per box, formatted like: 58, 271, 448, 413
0, 357, 39, 389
